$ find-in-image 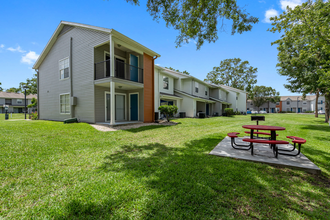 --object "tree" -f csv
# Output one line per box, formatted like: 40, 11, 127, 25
0, 82, 3, 91
19, 74, 37, 95
268, 0, 330, 120
249, 86, 280, 113
125, 0, 258, 49
158, 105, 178, 122
27, 97, 38, 112
6, 87, 20, 93
204, 58, 257, 91
165, 67, 190, 75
